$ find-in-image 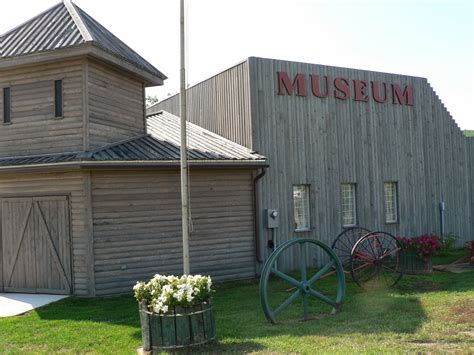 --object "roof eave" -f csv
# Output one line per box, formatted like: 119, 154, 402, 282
88, 43, 166, 86
0, 42, 165, 86
0, 159, 268, 174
